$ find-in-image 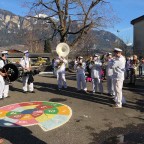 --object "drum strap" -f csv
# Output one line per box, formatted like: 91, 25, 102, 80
0, 58, 8, 65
